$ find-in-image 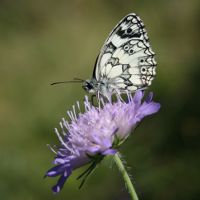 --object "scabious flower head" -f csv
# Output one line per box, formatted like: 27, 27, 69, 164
45, 91, 160, 193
